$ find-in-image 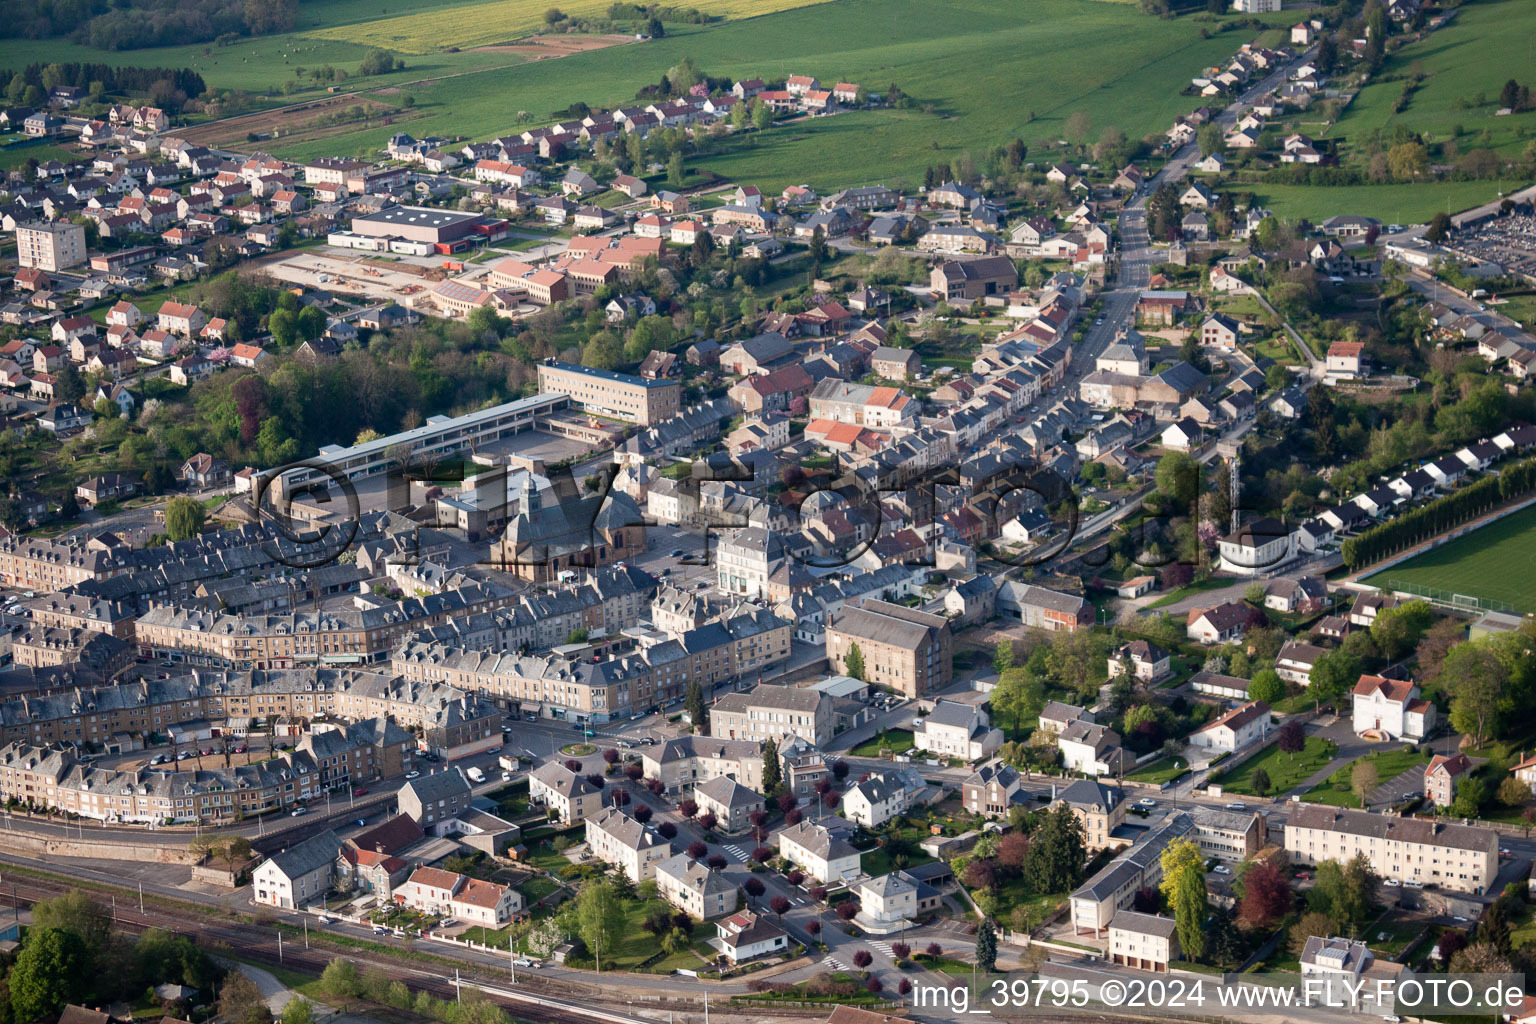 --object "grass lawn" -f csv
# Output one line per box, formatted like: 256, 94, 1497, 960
521, 876, 561, 904
565, 897, 688, 972
850, 728, 915, 758
1144, 576, 1232, 609
1302, 746, 1431, 807
1364, 502, 1536, 613
1245, 179, 1533, 226
1328, 0, 1536, 159
645, 937, 719, 974
1126, 756, 1188, 785
914, 953, 976, 975
860, 842, 935, 878
1217, 735, 1335, 796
